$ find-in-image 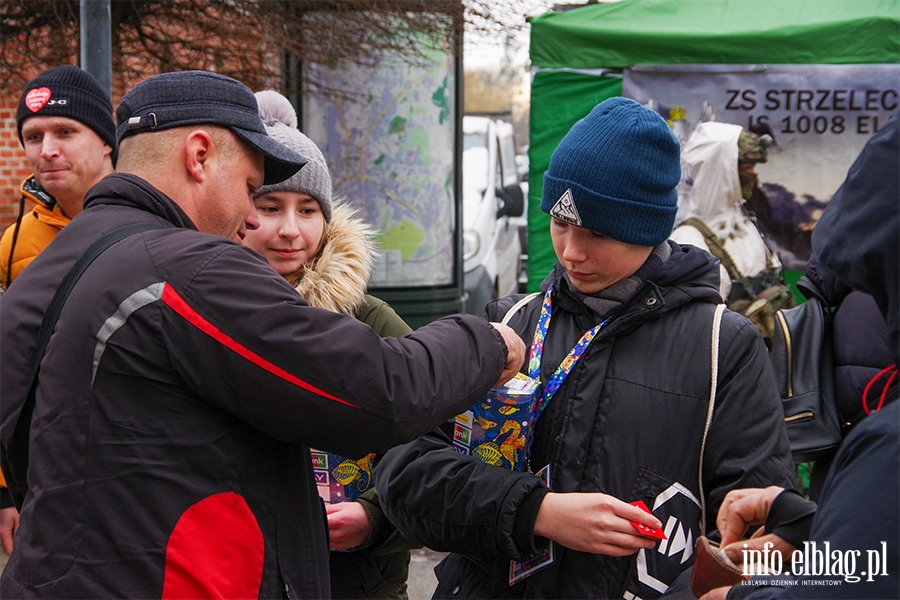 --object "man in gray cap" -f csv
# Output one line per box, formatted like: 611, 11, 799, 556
0, 70, 523, 599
